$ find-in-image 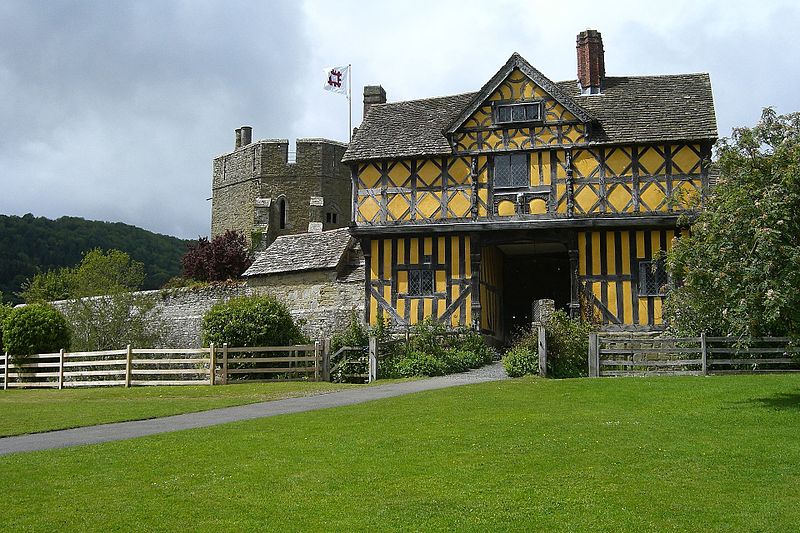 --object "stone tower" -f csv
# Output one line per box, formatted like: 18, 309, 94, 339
211, 128, 351, 251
